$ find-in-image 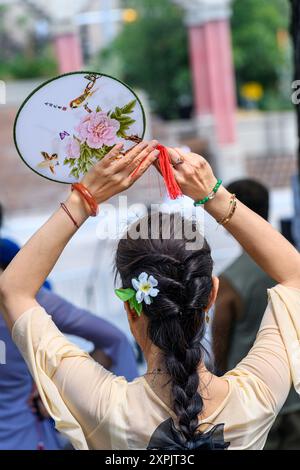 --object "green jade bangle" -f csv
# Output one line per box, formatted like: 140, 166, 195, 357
194, 179, 222, 206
